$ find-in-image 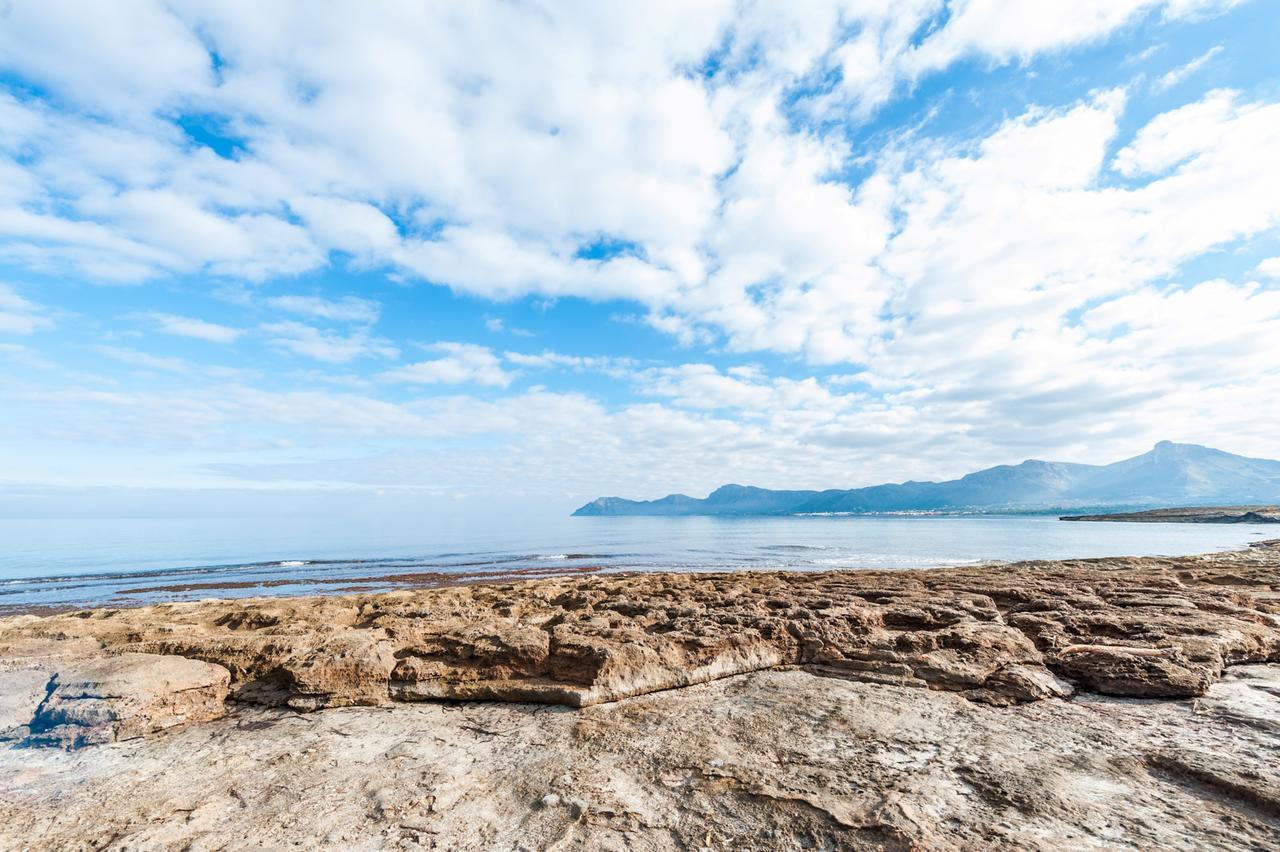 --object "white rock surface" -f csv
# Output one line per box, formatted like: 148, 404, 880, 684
2, 666, 1278, 850
19, 653, 231, 748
